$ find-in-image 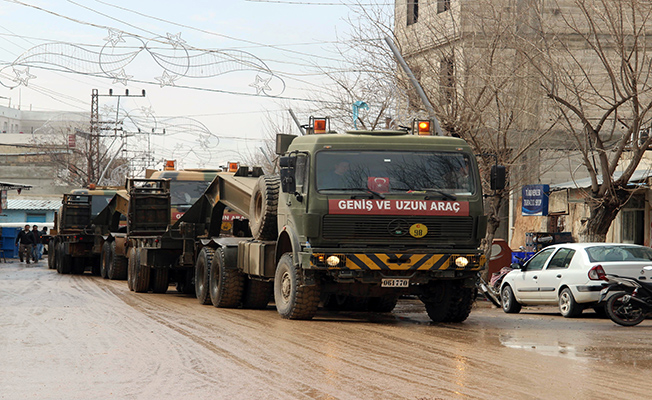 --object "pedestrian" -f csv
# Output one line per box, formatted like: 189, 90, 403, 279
15, 224, 34, 264
30, 225, 42, 262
